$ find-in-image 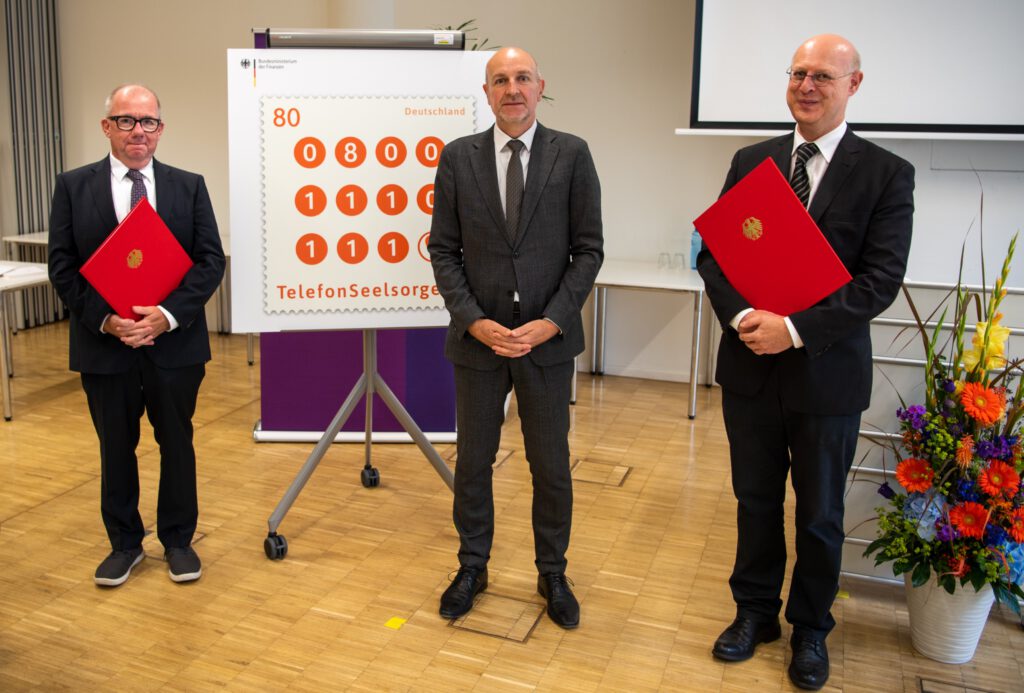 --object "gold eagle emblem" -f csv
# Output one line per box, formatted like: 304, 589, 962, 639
126, 249, 143, 269
741, 216, 763, 241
